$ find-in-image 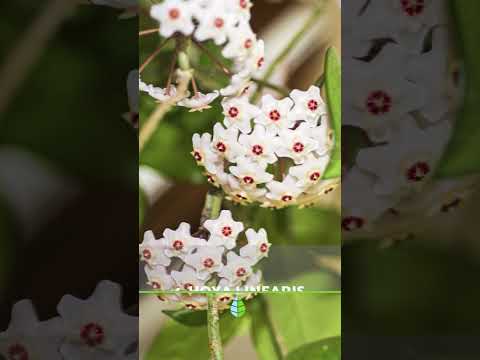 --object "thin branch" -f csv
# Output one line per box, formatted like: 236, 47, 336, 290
192, 40, 231, 76
139, 38, 170, 73
0, 0, 77, 116
251, 78, 290, 97
139, 28, 158, 36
